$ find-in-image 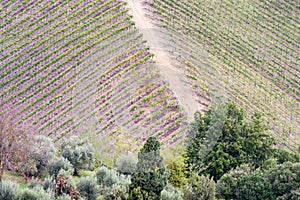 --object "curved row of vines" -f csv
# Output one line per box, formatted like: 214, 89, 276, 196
0, 0, 188, 151
146, 0, 300, 149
